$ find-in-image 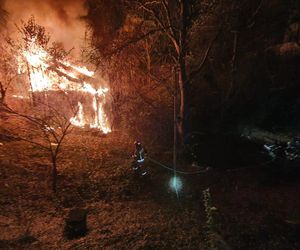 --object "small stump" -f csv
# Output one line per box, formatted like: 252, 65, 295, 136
64, 209, 88, 239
